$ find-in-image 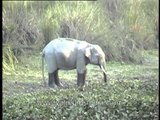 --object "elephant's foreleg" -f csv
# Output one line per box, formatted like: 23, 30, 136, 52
77, 70, 86, 87
54, 70, 63, 87
48, 72, 58, 88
